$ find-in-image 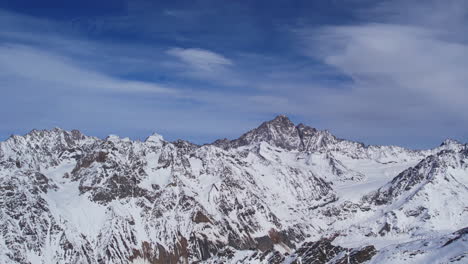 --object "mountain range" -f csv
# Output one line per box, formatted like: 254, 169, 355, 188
0, 115, 466, 264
